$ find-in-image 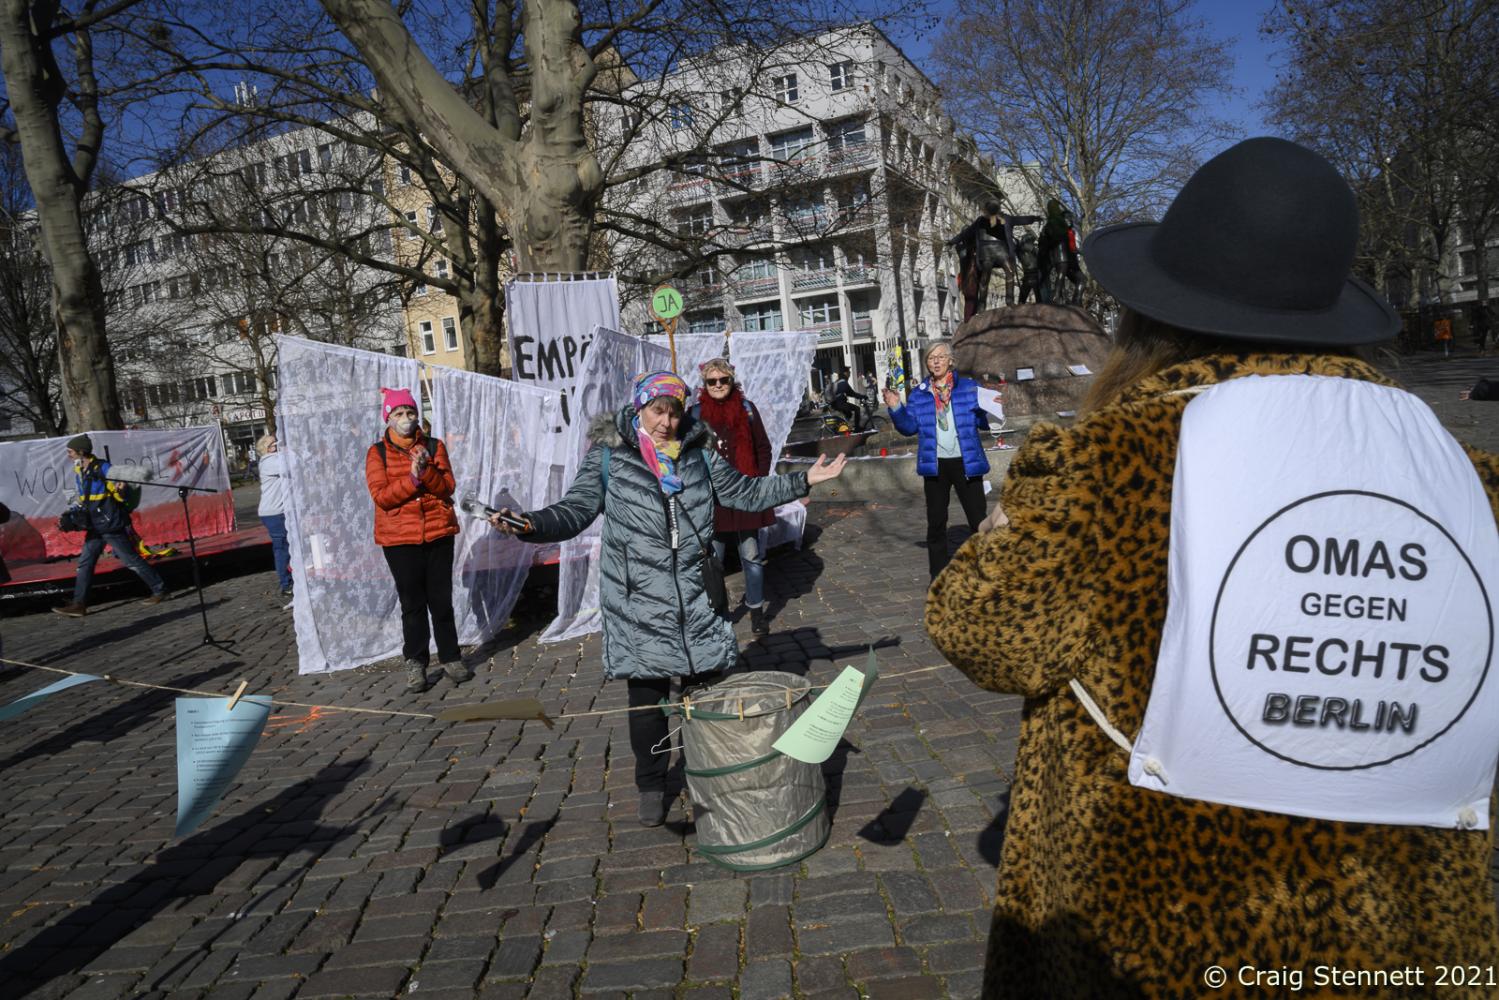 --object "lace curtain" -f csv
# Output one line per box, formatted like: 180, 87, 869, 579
277, 336, 420, 674
504, 276, 621, 432
430, 367, 568, 648
540, 326, 670, 643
